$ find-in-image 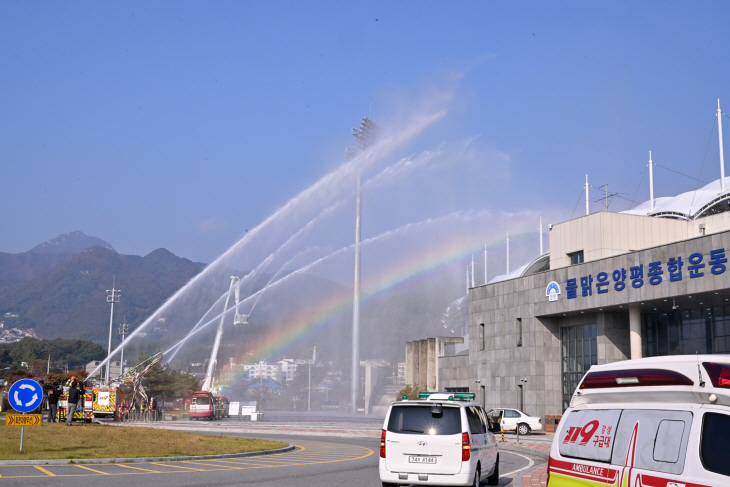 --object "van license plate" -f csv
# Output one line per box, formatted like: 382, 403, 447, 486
409, 456, 436, 464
